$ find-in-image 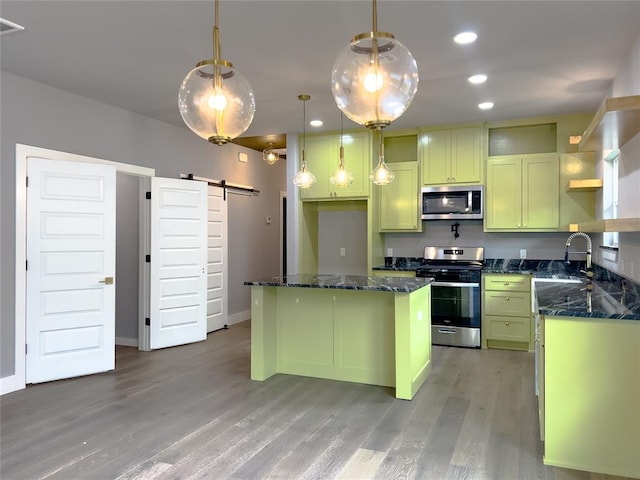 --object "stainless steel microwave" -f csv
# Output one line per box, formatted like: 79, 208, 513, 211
421, 185, 483, 220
